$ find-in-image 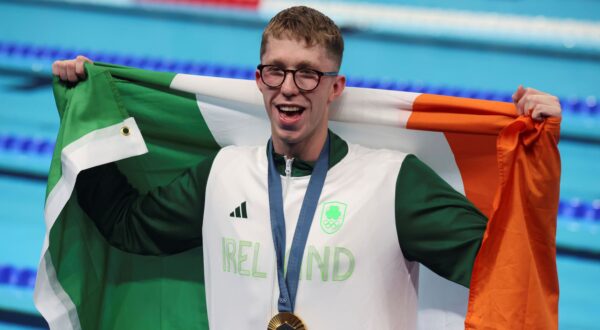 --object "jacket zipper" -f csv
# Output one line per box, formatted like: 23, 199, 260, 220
283, 156, 294, 199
